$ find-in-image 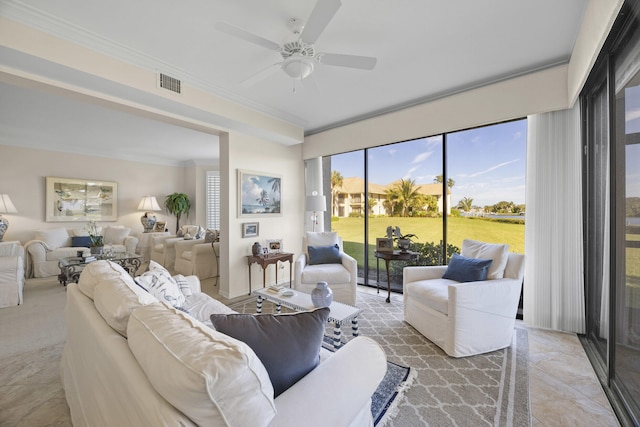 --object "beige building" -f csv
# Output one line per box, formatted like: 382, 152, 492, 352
332, 177, 451, 217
